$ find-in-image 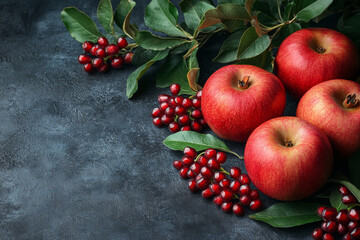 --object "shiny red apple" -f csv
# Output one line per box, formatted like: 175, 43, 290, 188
297, 79, 360, 158
275, 28, 359, 99
244, 116, 333, 201
201, 65, 286, 142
